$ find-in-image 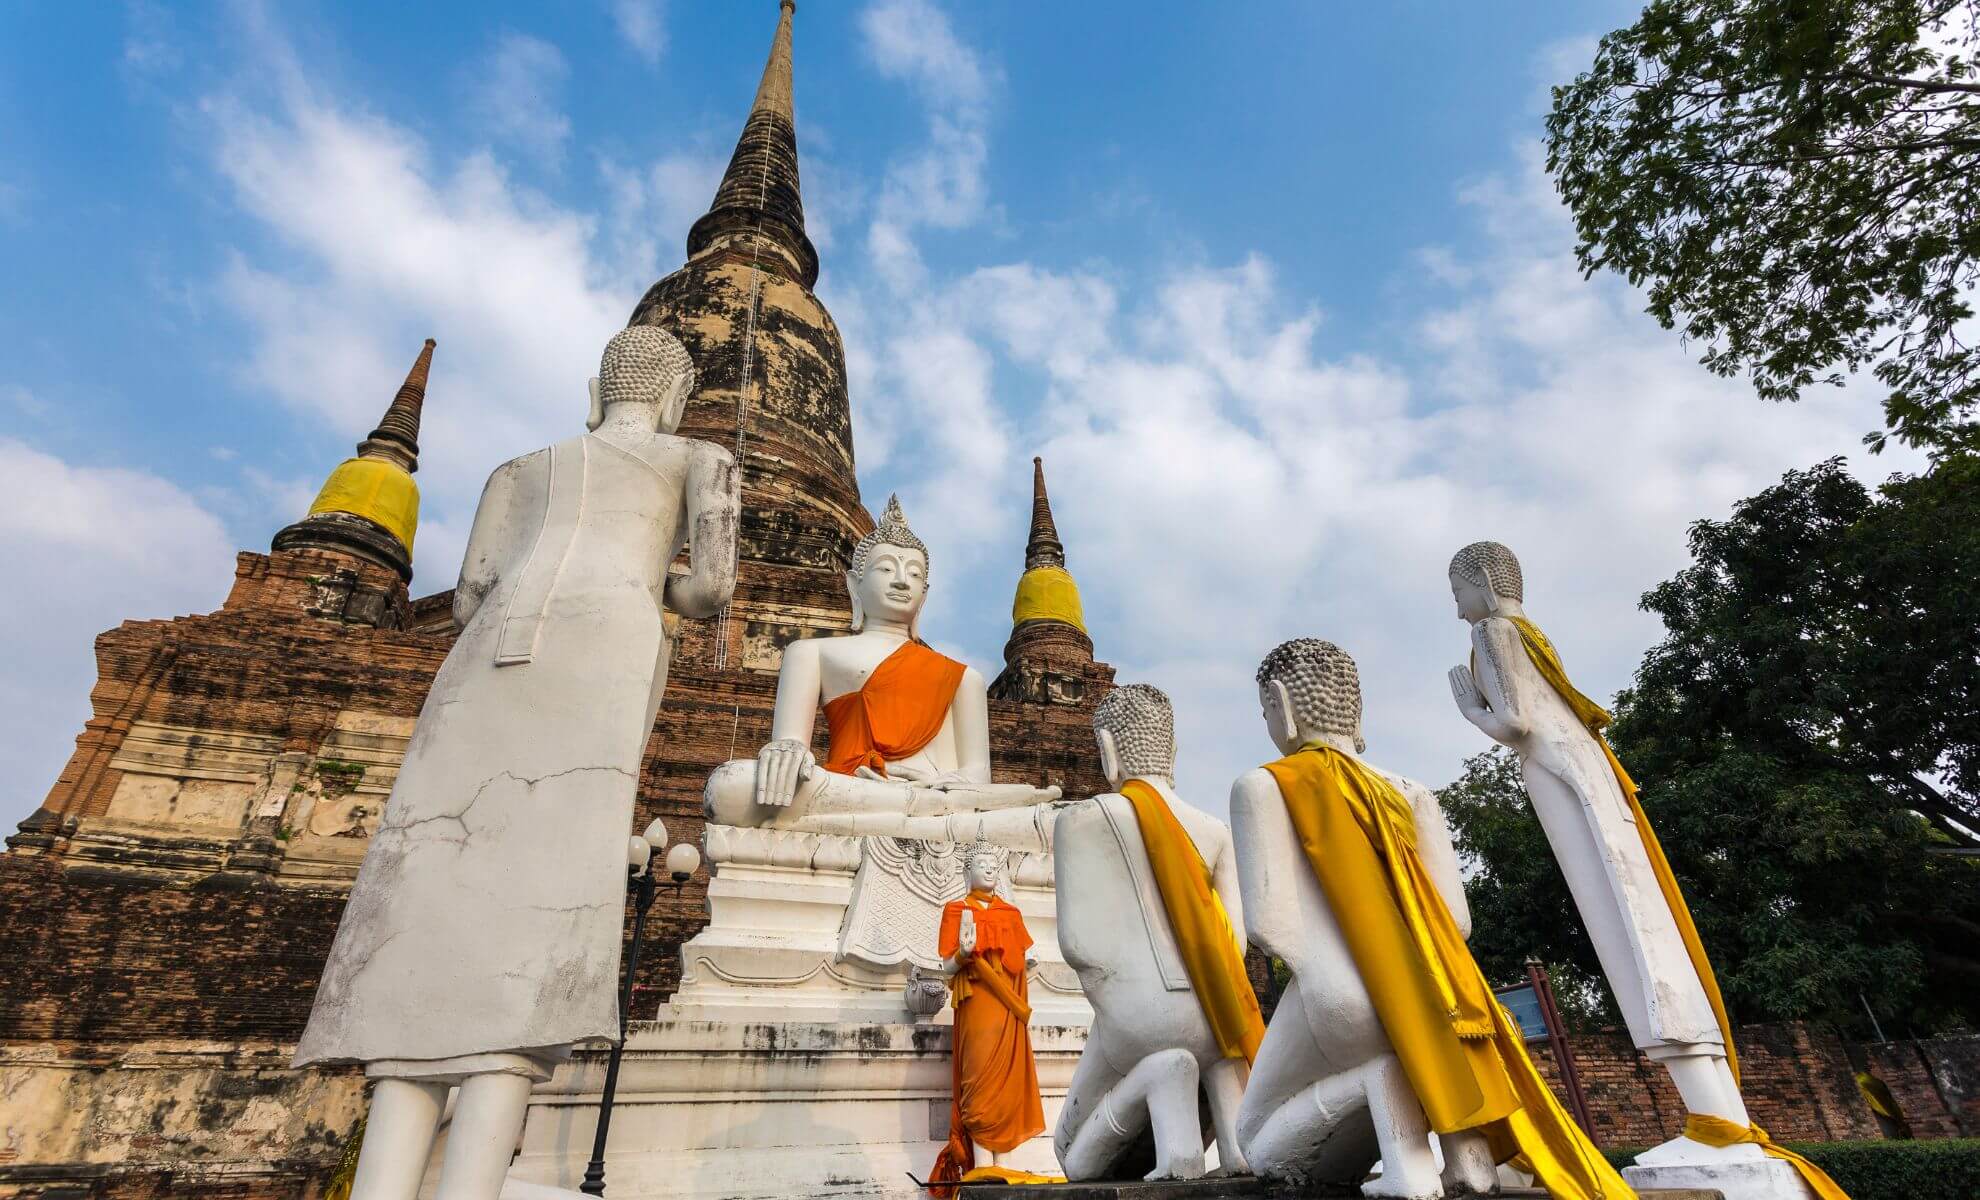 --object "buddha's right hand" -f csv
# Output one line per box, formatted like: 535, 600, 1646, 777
755, 738, 814, 809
